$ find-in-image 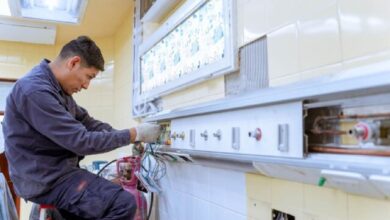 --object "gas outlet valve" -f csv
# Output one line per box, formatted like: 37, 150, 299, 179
349, 121, 378, 143
178, 132, 185, 140
170, 132, 177, 140
248, 128, 262, 141
200, 130, 208, 140
213, 129, 222, 140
